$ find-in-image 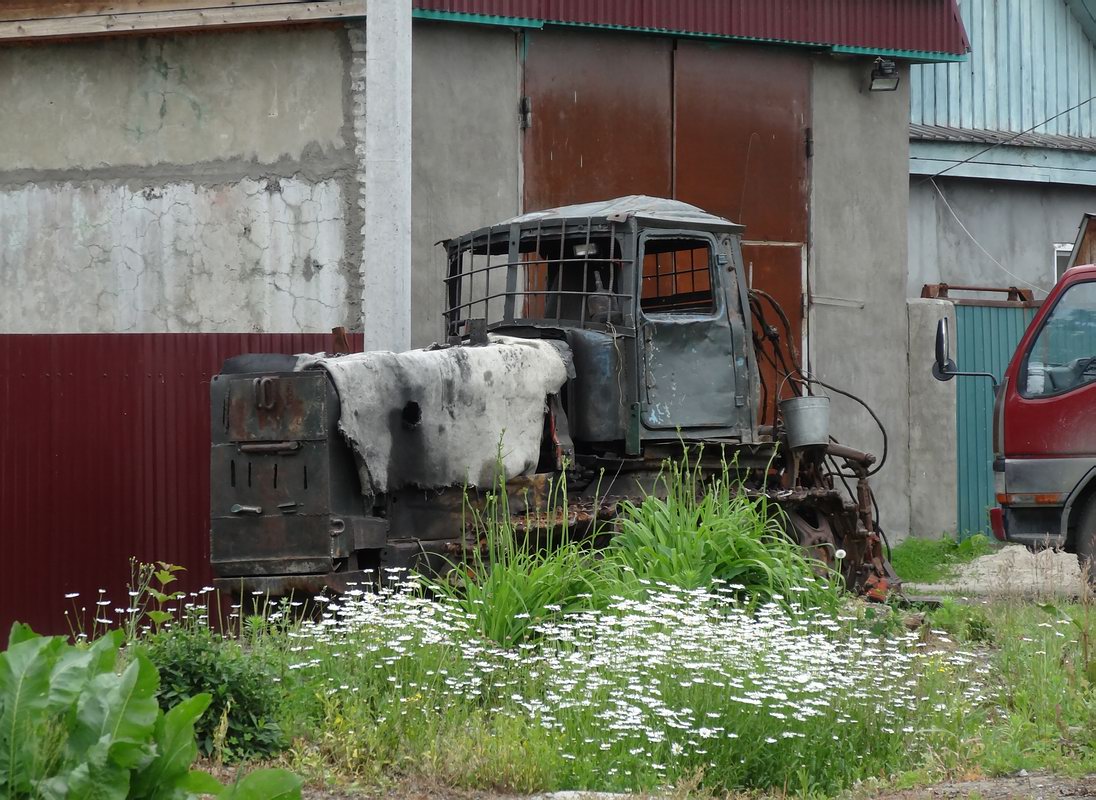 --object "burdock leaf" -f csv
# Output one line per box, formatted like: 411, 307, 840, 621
131, 693, 212, 799
70, 653, 159, 762
219, 768, 303, 800
0, 634, 62, 793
